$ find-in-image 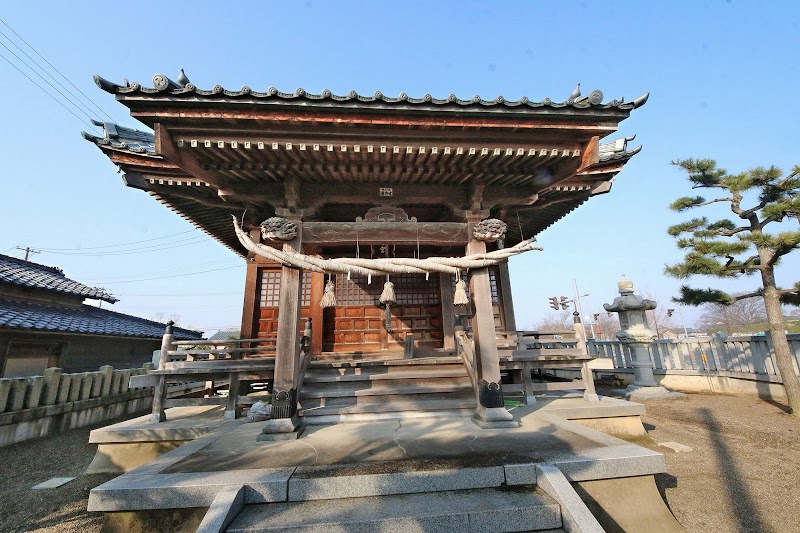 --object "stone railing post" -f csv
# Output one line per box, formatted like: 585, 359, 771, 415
0, 380, 11, 412
42, 368, 61, 406
572, 312, 599, 402
151, 321, 174, 422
